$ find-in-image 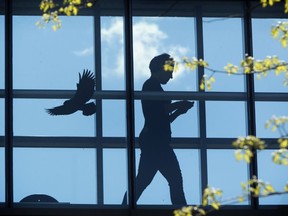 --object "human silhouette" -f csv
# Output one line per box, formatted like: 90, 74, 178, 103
46, 69, 96, 116
123, 53, 194, 205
